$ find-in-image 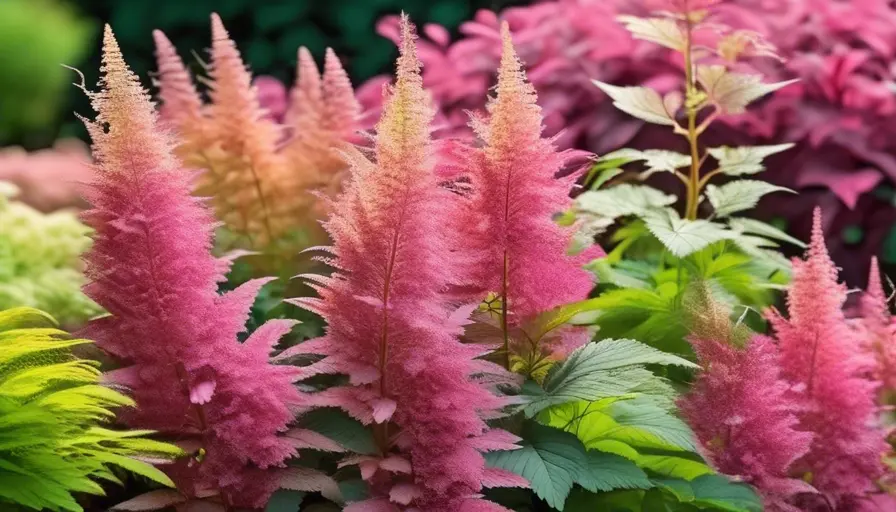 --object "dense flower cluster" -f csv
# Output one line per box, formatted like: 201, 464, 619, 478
358, 0, 896, 283
79, 26, 303, 508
